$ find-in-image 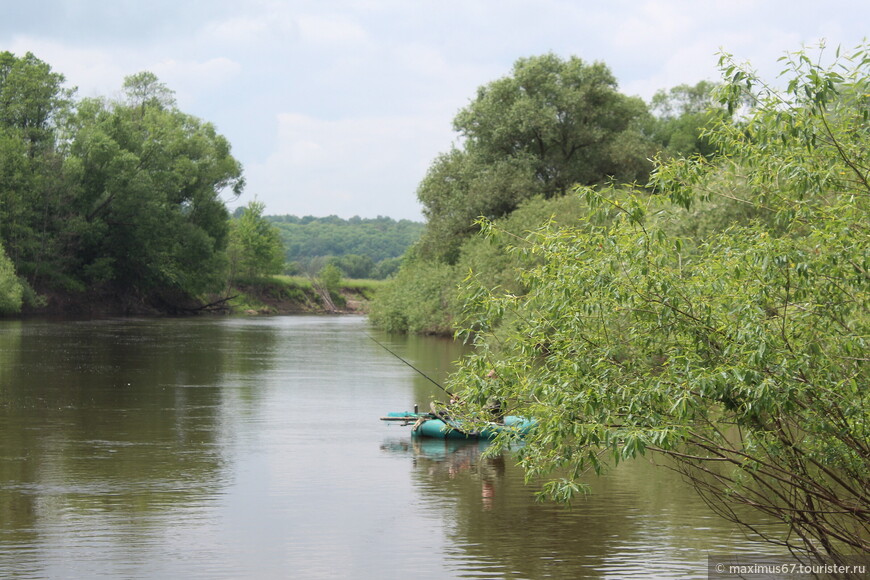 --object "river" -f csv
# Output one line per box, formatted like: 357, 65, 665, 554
0, 315, 783, 579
